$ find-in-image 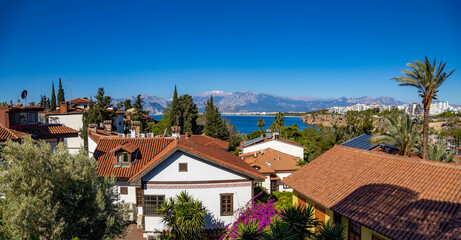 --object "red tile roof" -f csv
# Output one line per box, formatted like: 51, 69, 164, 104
67, 98, 90, 104
94, 138, 174, 179
240, 138, 305, 150
110, 142, 139, 153
46, 108, 85, 115
128, 138, 265, 183
185, 135, 230, 150
283, 145, 461, 240
0, 126, 31, 141
242, 148, 299, 174
7, 106, 45, 111
12, 124, 79, 139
